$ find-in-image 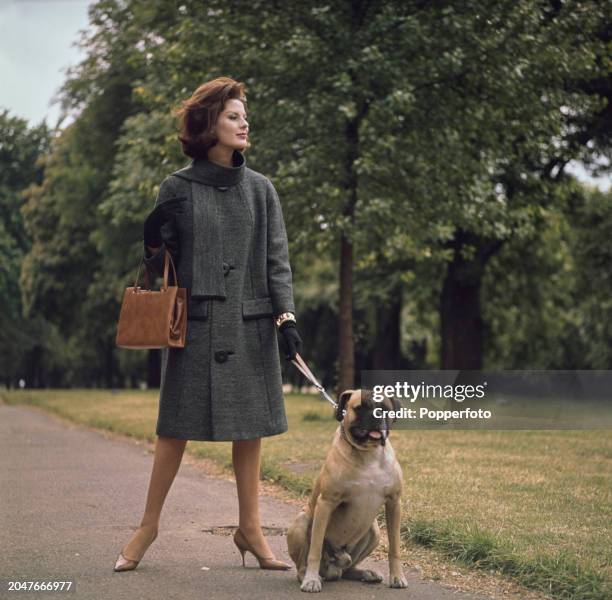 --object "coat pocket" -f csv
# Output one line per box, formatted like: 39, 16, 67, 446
188, 298, 209, 321
242, 296, 274, 320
